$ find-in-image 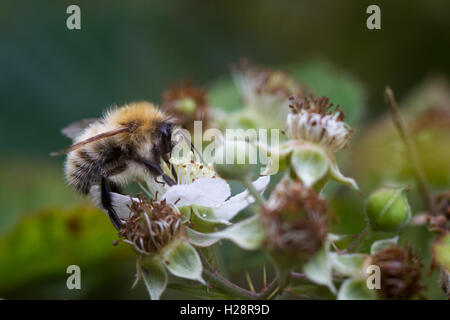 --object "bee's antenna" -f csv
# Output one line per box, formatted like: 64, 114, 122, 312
175, 128, 204, 163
